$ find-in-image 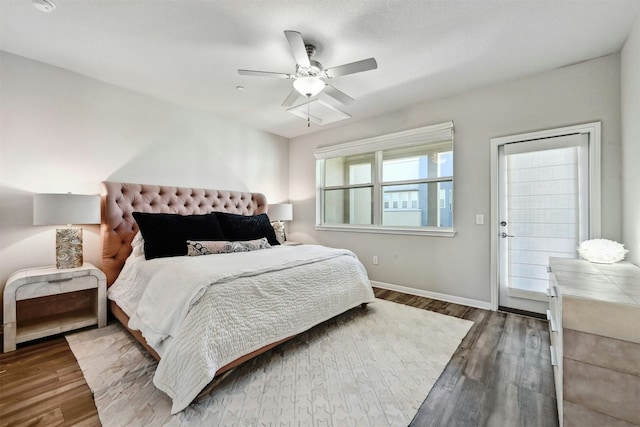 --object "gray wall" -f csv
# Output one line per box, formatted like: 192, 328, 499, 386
2, 37, 635, 308
0, 52, 289, 285
621, 15, 640, 265
288, 54, 622, 306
